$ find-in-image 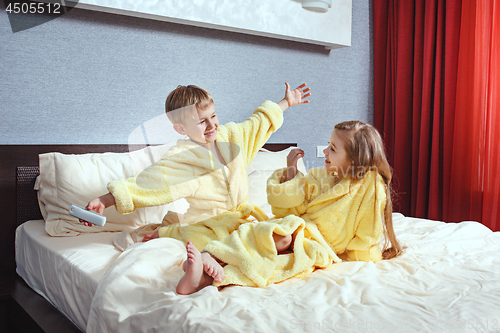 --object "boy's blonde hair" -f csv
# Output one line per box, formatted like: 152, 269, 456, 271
165, 85, 214, 124
334, 120, 403, 260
